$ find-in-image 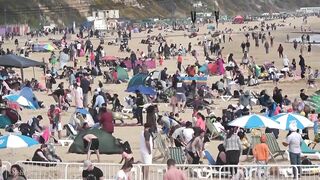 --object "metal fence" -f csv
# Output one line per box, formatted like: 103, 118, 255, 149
8, 161, 320, 179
